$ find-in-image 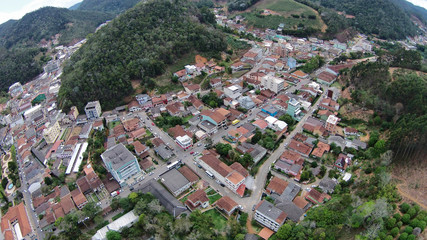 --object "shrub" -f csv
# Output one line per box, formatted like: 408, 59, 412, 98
385, 236, 393, 240
398, 232, 408, 240
394, 213, 402, 221
390, 227, 399, 237
402, 214, 411, 224
386, 217, 397, 229
400, 203, 410, 213
407, 235, 416, 240
409, 219, 419, 228
404, 226, 413, 234
397, 221, 403, 228
407, 207, 417, 218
